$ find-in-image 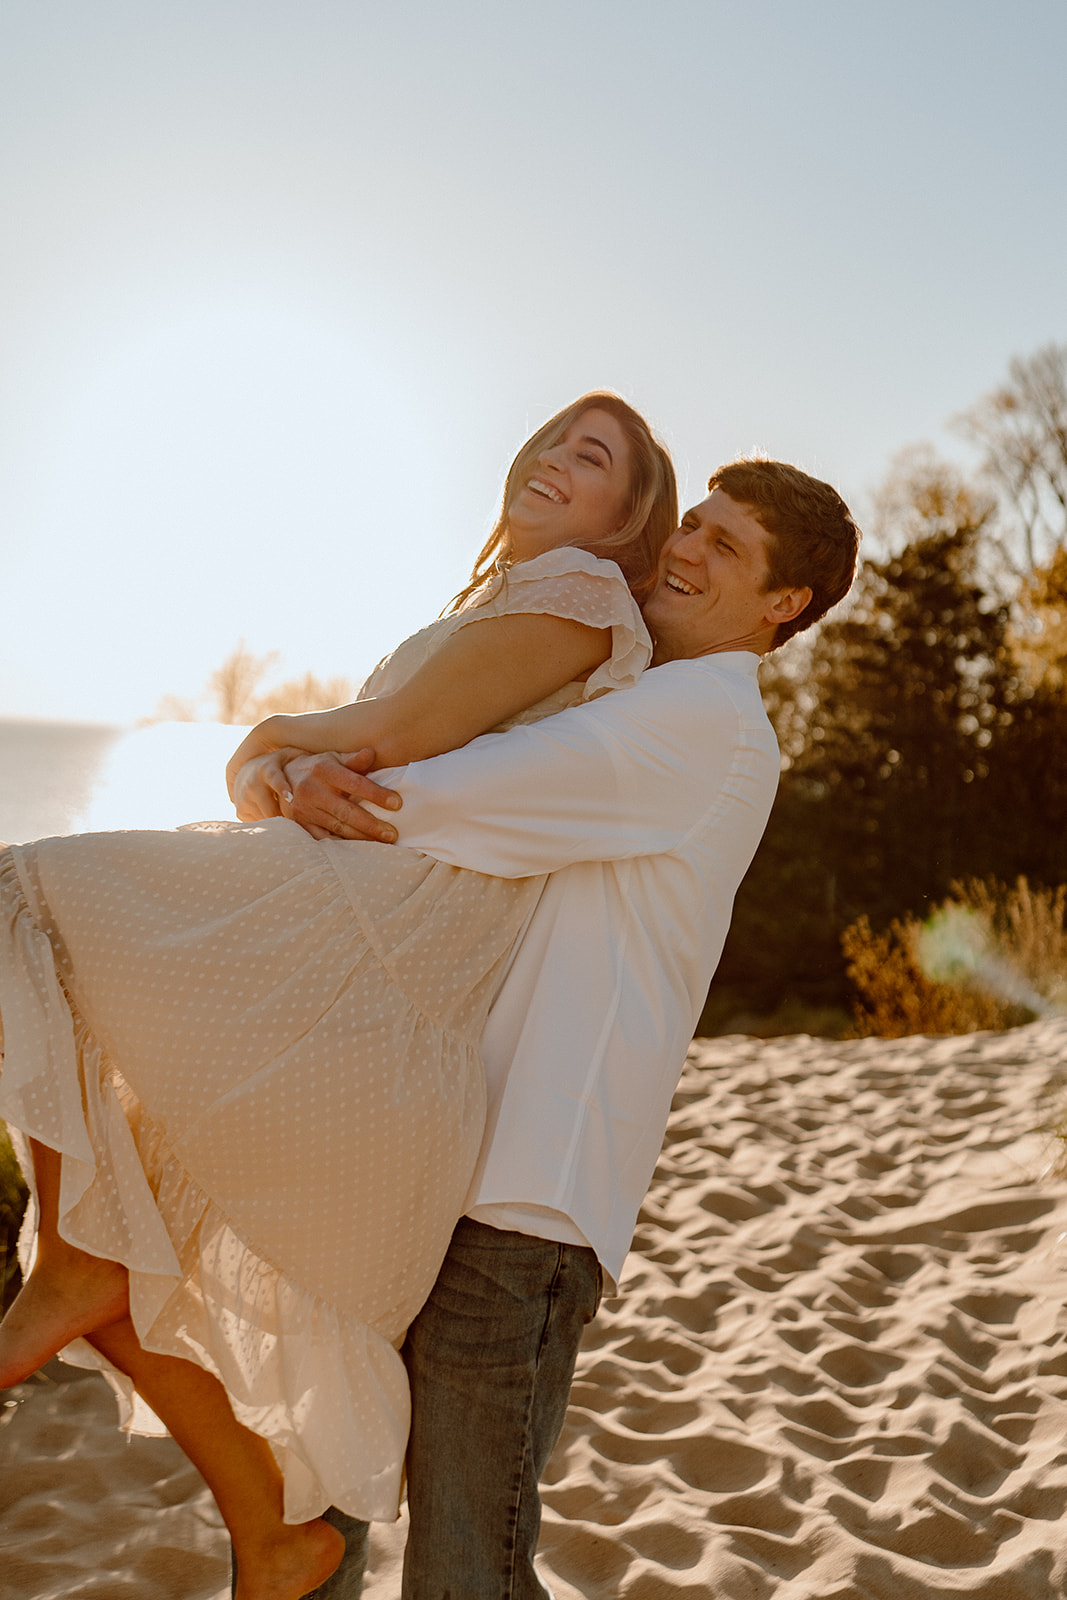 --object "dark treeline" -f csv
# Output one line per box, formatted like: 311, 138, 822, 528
703, 341, 1067, 1033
